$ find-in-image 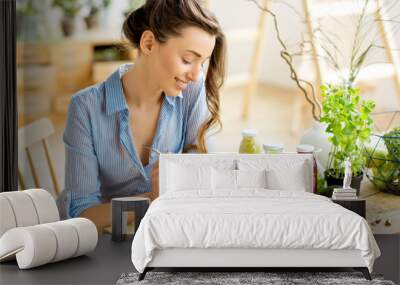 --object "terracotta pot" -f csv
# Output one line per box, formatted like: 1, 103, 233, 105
84, 14, 99, 30
61, 16, 76, 37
